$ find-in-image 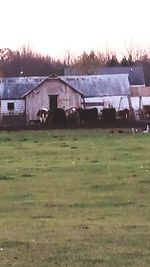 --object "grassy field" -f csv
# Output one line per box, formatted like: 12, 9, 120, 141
0, 129, 150, 267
